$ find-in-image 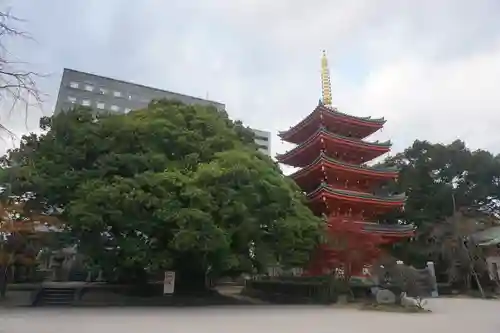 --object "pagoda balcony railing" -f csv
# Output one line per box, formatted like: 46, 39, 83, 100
291, 152, 398, 177
359, 222, 415, 233
277, 127, 391, 161
307, 183, 406, 202
320, 104, 385, 123
279, 104, 385, 137
316, 126, 392, 147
